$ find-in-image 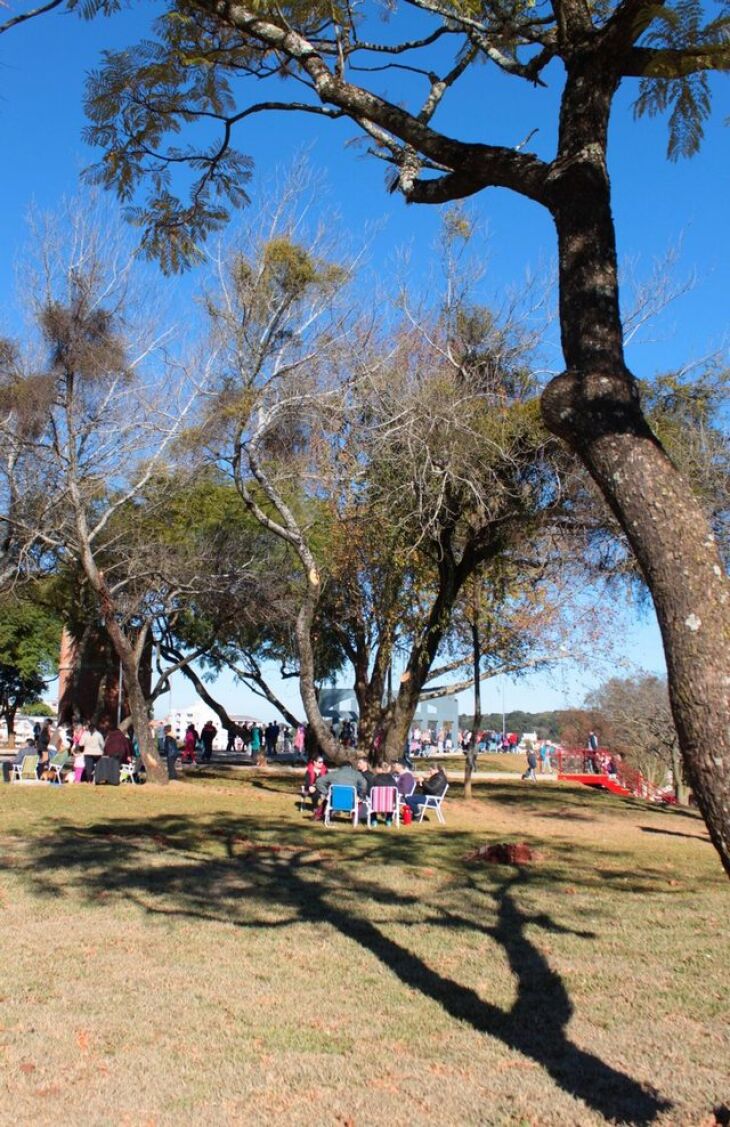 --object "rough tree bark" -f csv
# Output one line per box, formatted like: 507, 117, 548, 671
188, 1, 729, 871
75, 534, 166, 782
541, 52, 729, 873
